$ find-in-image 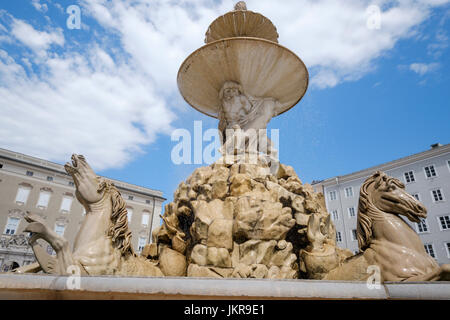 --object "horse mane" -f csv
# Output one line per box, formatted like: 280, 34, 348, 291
356, 171, 383, 251
99, 181, 135, 257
